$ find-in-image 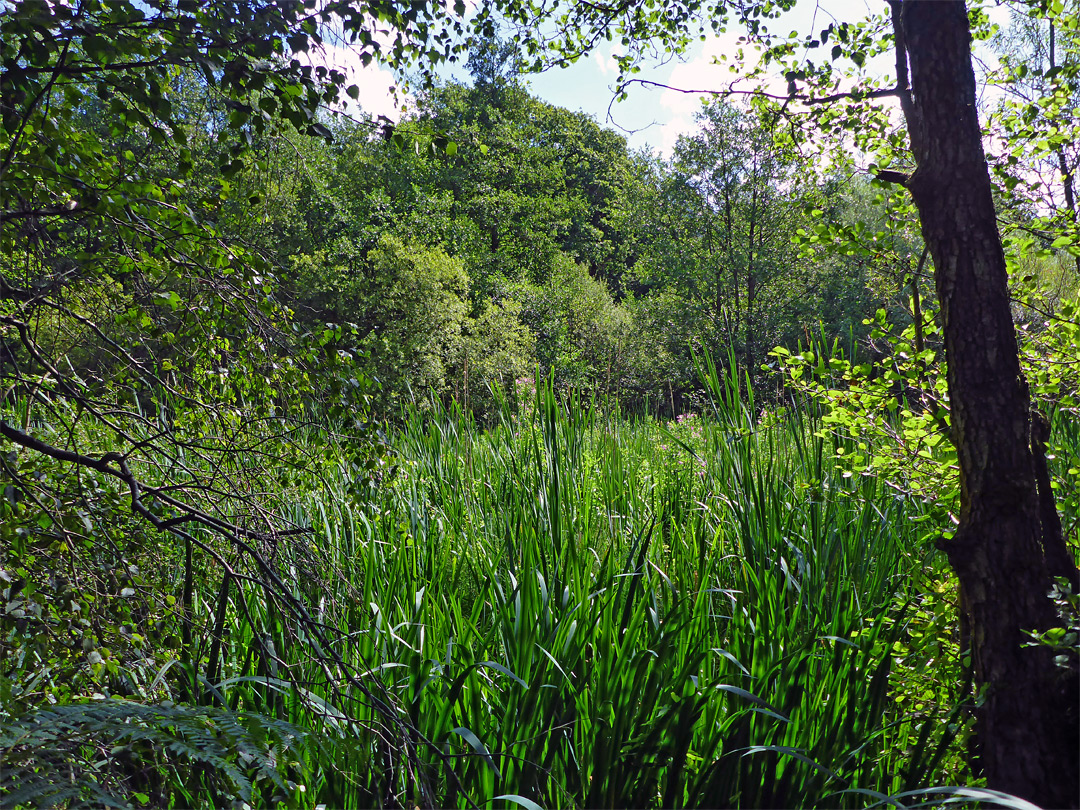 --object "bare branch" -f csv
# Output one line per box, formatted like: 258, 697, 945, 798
616, 77, 903, 106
